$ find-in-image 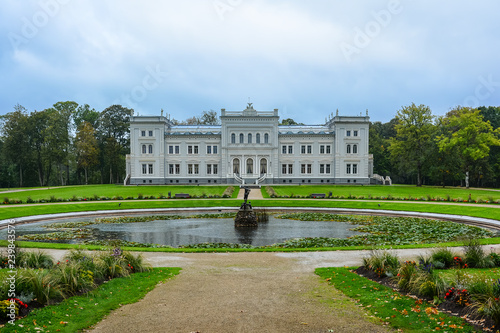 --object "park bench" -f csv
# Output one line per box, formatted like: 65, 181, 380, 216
311, 193, 326, 198
175, 193, 190, 198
